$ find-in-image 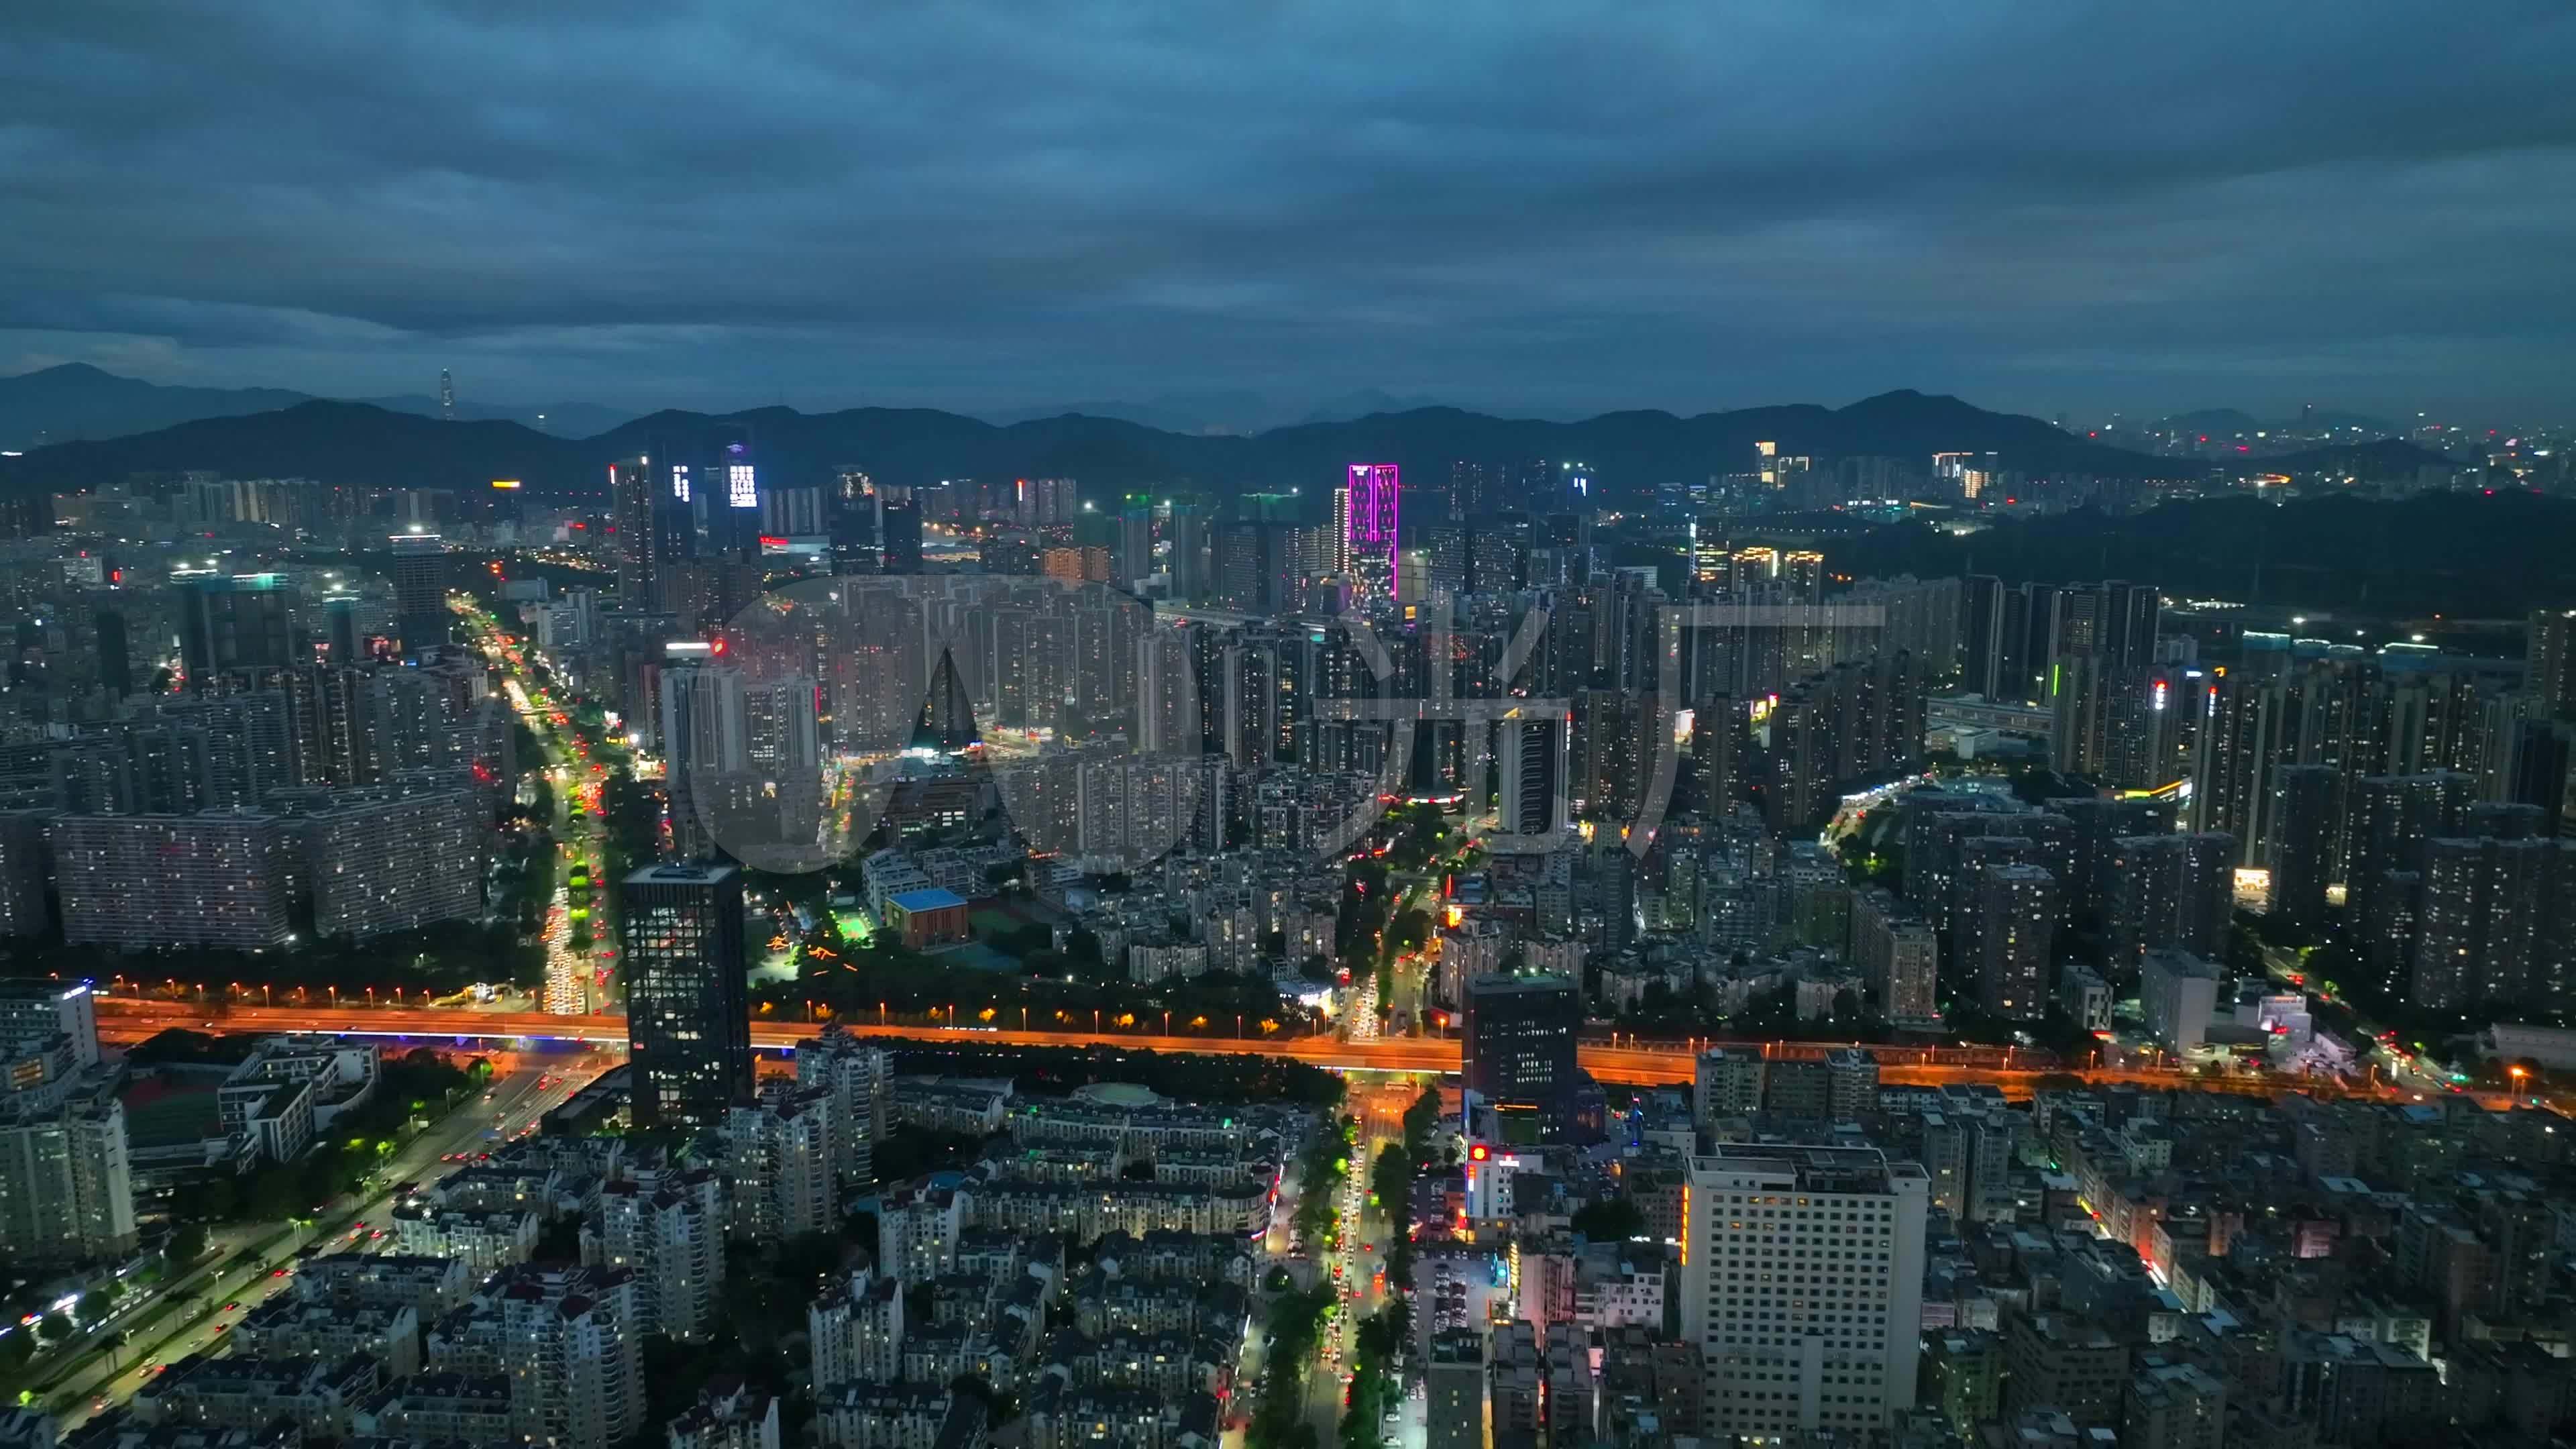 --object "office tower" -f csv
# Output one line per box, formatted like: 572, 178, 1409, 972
1682, 1145, 1929, 1441
657, 641, 745, 861
2105, 833, 2234, 972
1166, 503, 1212, 600
2532, 608, 2576, 723
2269, 765, 2339, 928
1340, 463, 1400, 598
610, 455, 657, 606
178, 572, 303, 688
1970, 864, 2055, 1020
2412, 837, 2576, 1011
1428, 1329, 1489, 1449
759, 485, 824, 539
93, 605, 133, 696
877, 498, 922, 574
1498, 714, 1568, 837
387, 531, 449, 657
1694, 1048, 1766, 1125
47, 812, 293, 950
2141, 949, 2225, 1053
620, 863, 753, 1132
0, 814, 50, 940
1463, 973, 1580, 1139
0, 981, 98, 1069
